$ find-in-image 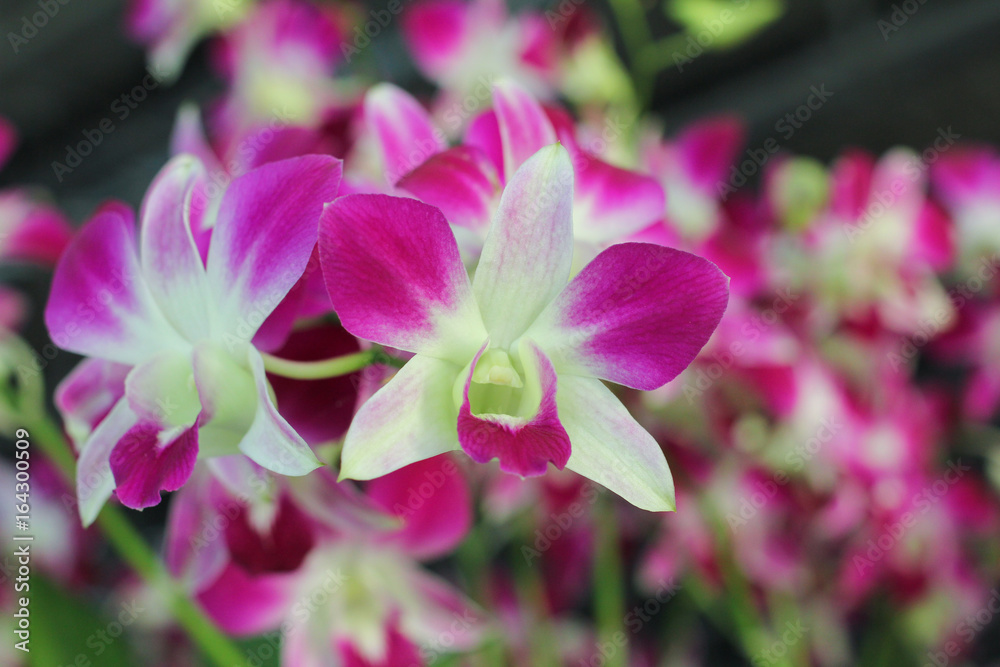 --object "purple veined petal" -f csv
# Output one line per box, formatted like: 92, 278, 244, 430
197, 563, 299, 636
339, 354, 462, 481
472, 144, 573, 348
573, 153, 666, 243
557, 375, 675, 511
319, 194, 486, 363
139, 155, 214, 340
45, 202, 186, 366
364, 83, 446, 186
205, 155, 342, 340
123, 348, 201, 428
528, 242, 729, 391
396, 146, 500, 233
492, 78, 557, 182
238, 348, 322, 475
76, 398, 139, 526
457, 340, 571, 477
109, 419, 199, 510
